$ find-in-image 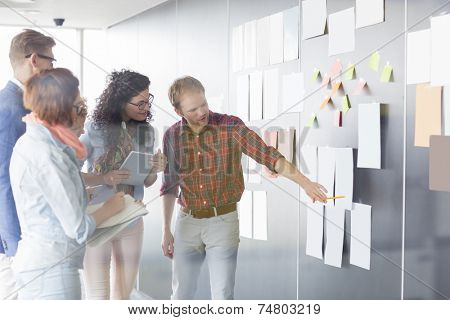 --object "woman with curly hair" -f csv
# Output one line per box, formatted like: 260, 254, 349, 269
80, 70, 167, 300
